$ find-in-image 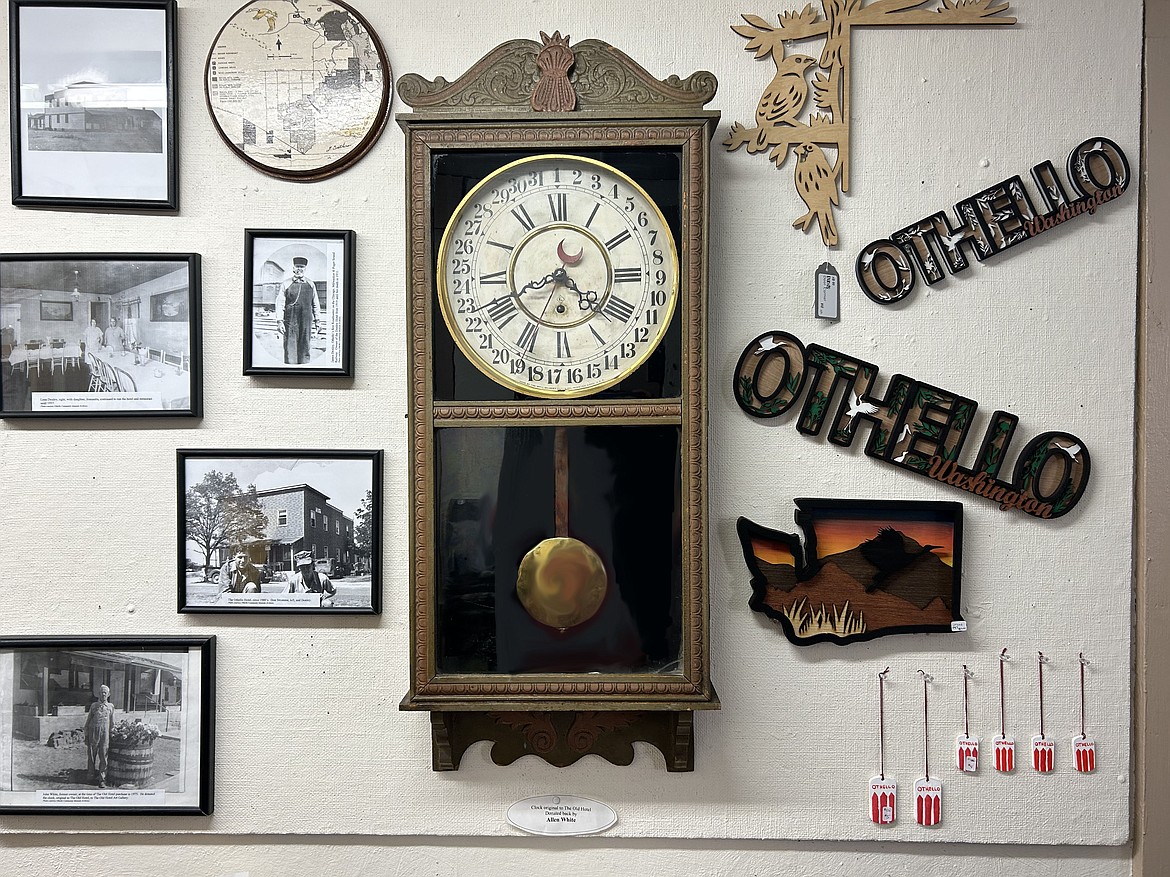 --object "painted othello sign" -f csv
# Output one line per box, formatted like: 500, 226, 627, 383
856, 137, 1130, 304
733, 332, 1091, 519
